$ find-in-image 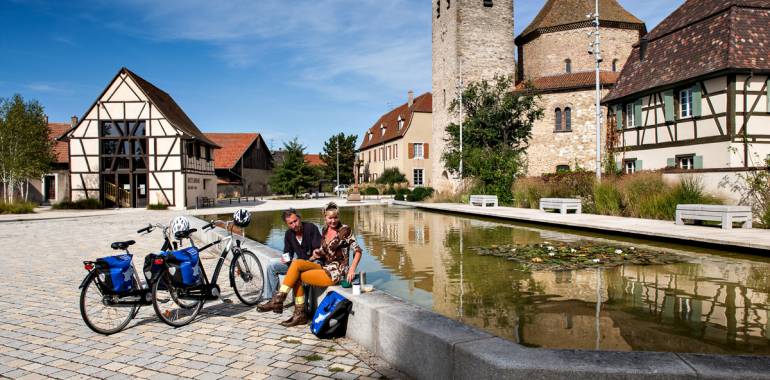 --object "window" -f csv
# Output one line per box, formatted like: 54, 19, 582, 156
483, 0, 493, 7
413, 169, 424, 186
436, 0, 440, 18
624, 160, 636, 174
564, 107, 572, 131
398, 116, 404, 130
380, 123, 386, 136
556, 165, 570, 173
565, 59, 572, 73
612, 59, 619, 72
205, 146, 211, 161
413, 143, 424, 159
680, 88, 693, 118
186, 141, 195, 158
677, 155, 695, 170
626, 103, 635, 128
554, 108, 562, 130
194, 143, 201, 159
